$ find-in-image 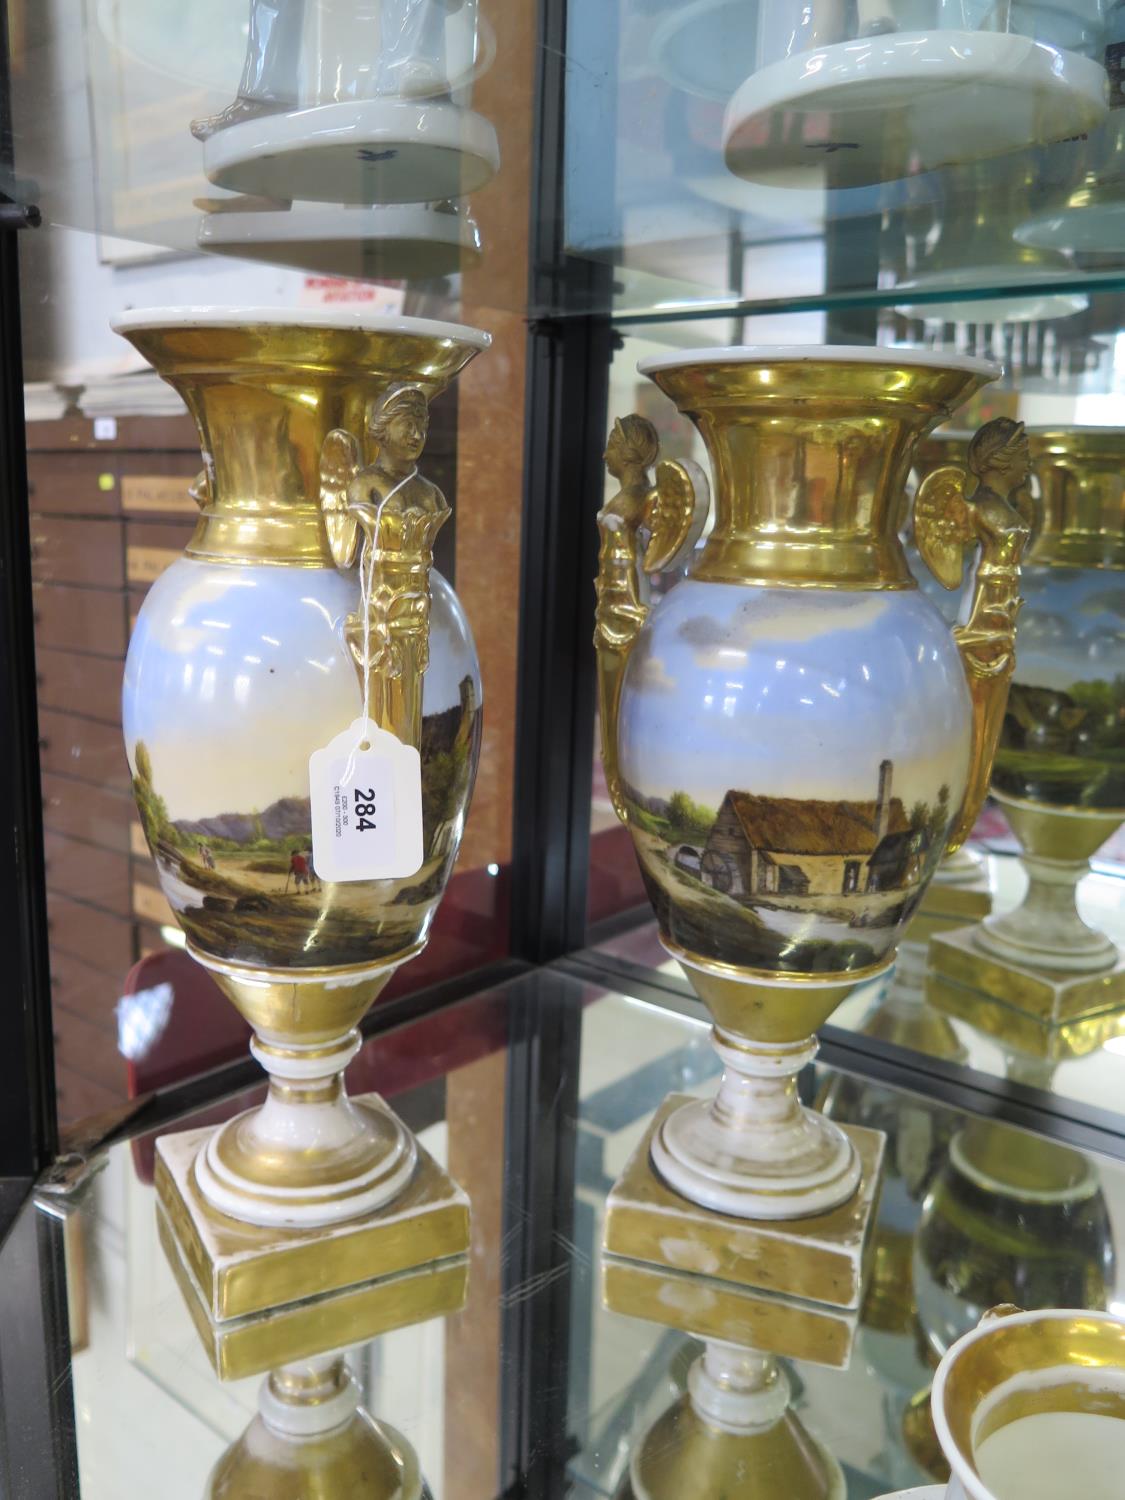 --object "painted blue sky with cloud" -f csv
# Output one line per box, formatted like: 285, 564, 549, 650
618, 581, 971, 810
